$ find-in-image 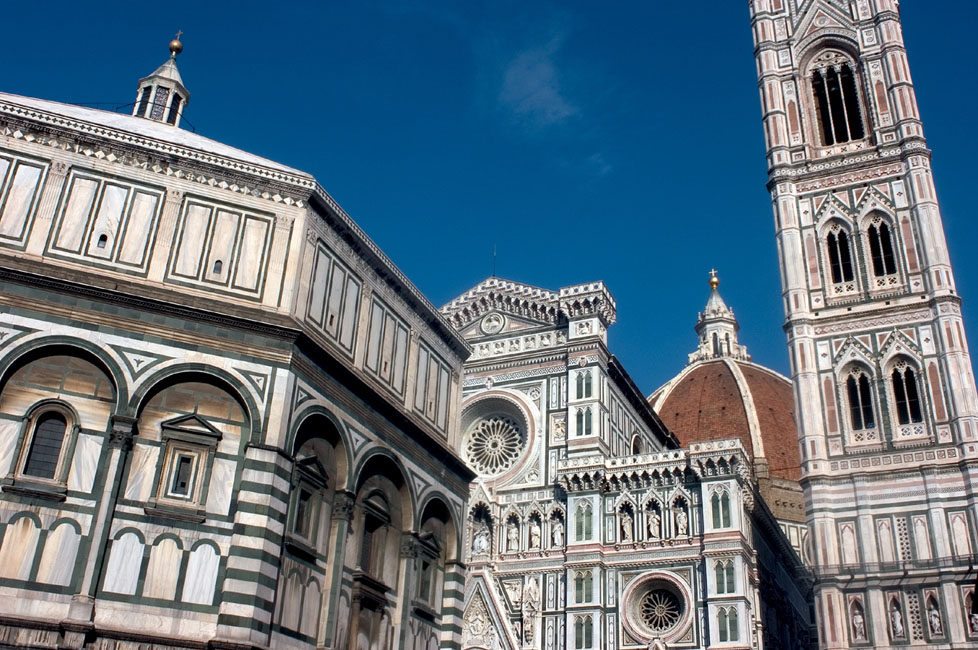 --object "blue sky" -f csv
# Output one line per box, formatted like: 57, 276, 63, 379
3, 1, 976, 394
